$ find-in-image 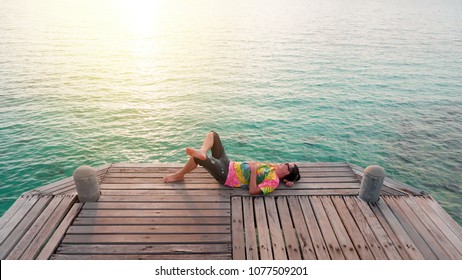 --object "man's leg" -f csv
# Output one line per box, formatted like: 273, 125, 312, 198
189, 131, 229, 184
163, 157, 197, 183
163, 131, 228, 183
185, 131, 215, 160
